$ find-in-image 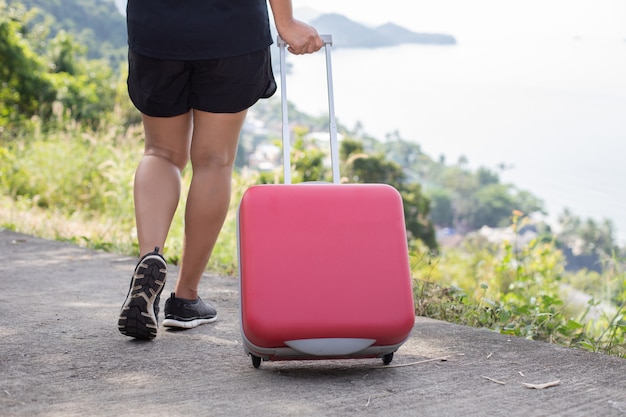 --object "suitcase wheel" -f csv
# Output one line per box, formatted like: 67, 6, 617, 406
251, 354, 262, 369
382, 353, 394, 365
